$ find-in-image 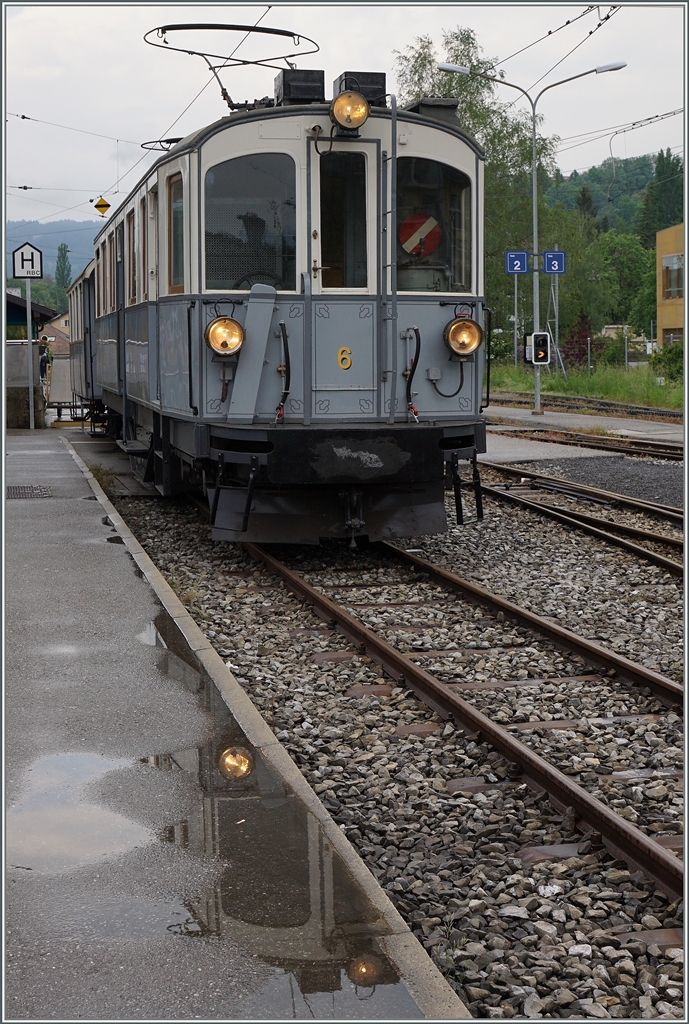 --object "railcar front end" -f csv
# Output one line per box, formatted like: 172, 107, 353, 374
74, 71, 487, 544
